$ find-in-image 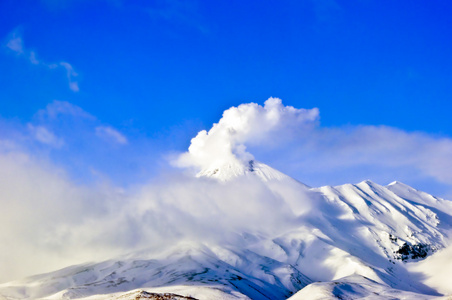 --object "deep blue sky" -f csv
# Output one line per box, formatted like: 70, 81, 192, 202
1, 0, 452, 194
2, 0, 451, 131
